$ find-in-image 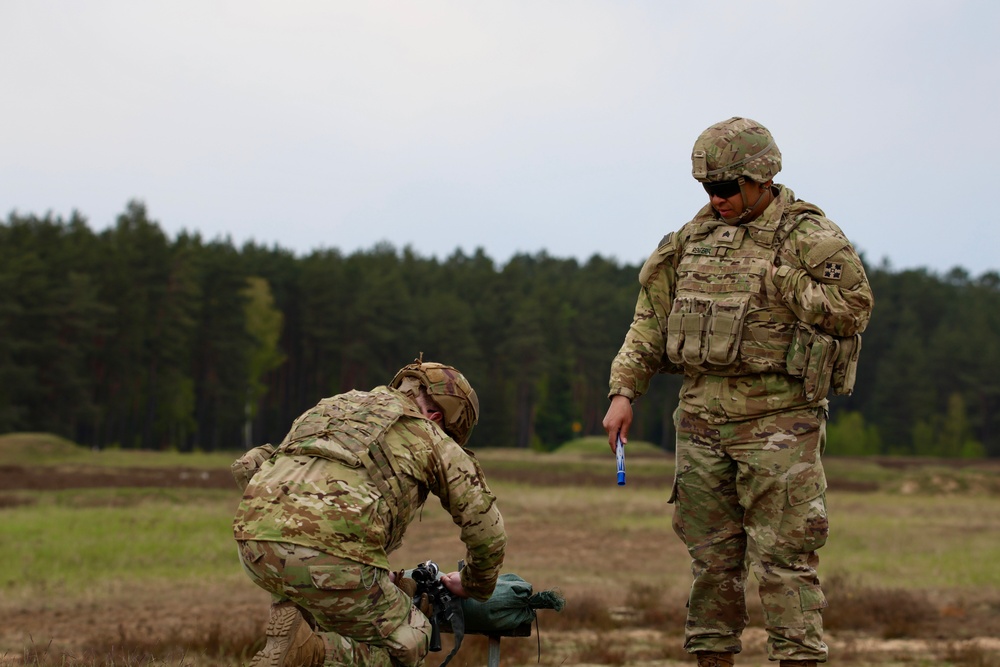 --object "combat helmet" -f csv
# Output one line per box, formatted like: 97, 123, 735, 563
390, 357, 480, 446
691, 117, 781, 184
